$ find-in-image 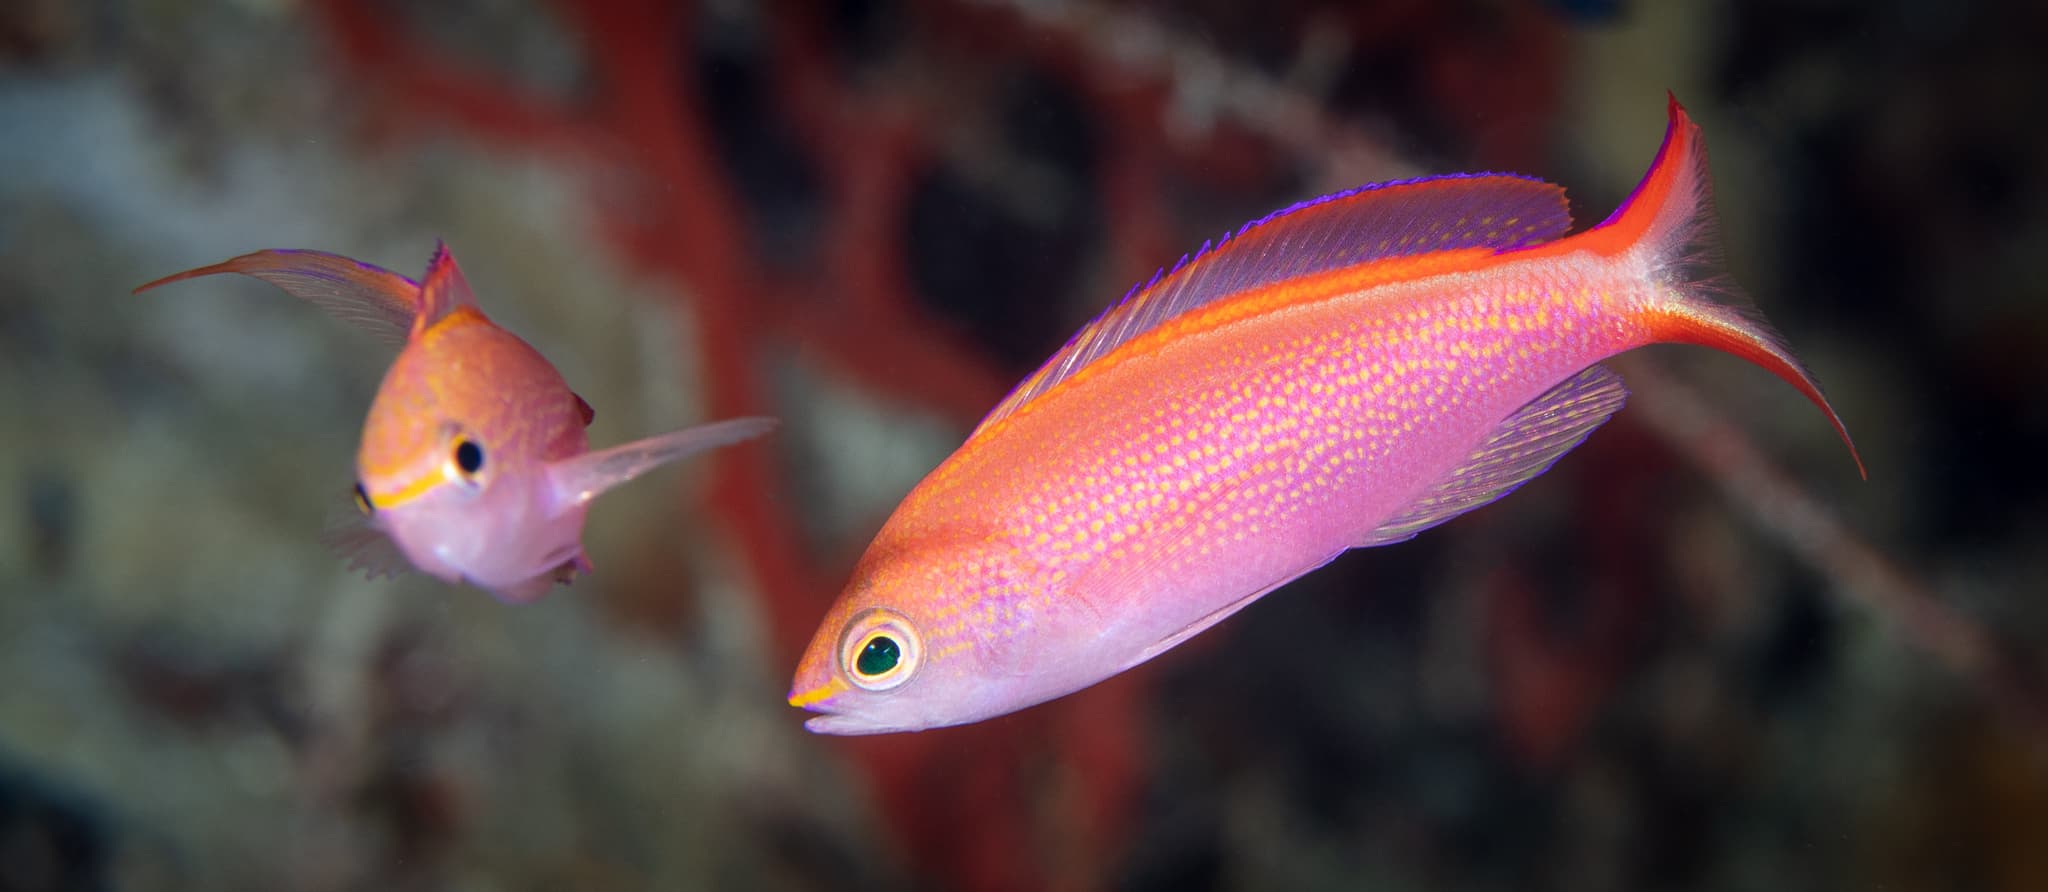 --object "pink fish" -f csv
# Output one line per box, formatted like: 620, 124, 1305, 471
137, 243, 775, 603
789, 96, 1863, 734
